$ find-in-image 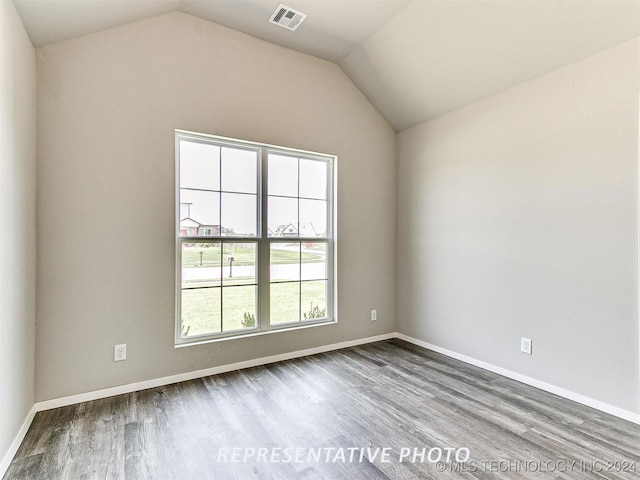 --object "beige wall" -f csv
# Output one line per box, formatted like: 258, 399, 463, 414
25, 4, 640, 418
0, 0, 36, 468
397, 39, 639, 413
36, 12, 396, 401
